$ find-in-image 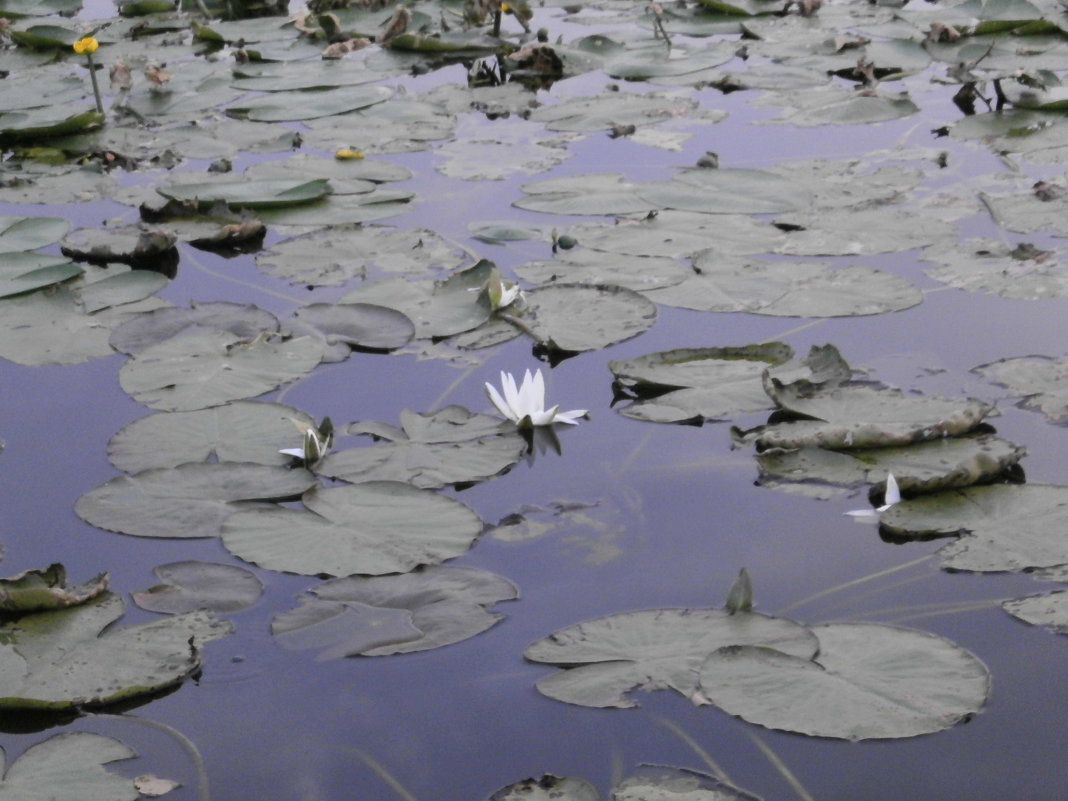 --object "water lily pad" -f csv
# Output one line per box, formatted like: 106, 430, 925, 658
637, 168, 810, 215
0, 215, 68, 251
271, 564, 518, 658
528, 90, 702, 133
773, 207, 956, 257
525, 608, 818, 708
880, 484, 1068, 572
225, 85, 392, 122
221, 481, 484, 576
132, 561, 264, 614
697, 622, 990, 740
974, 354, 1068, 423
77, 270, 170, 314
285, 303, 415, 361
515, 250, 691, 293
0, 732, 141, 801
0, 592, 231, 710
614, 767, 762, 801
109, 301, 279, 355
923, 238, 1068, 299
75, 463, 318, 539
0, 252, 82, 299
109, 401, 317, 473
736, 381, 994, 451
157, 179, 332, 210
489, 775, 600, 801
0, 564, 108, 613
611, 343, 850, 424
118, 329, 324, 411
519, 283, 658, 353
513, 173, 650, 216
320, 407, 526, 488
1003, 590, 1068, 634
